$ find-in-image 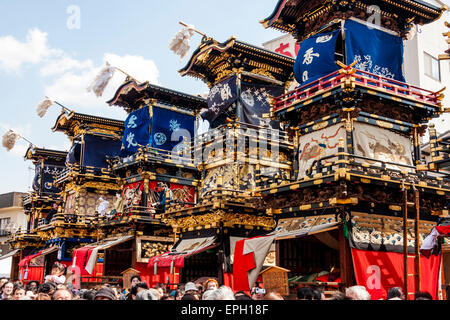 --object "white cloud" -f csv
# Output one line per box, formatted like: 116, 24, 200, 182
44, 53, 160, 118
40, 57, 93, 76
0, 29, 62, 72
